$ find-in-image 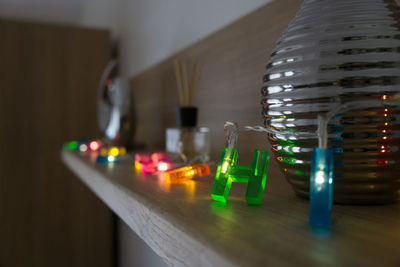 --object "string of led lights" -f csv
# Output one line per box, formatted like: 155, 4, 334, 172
225, 99, 400, 149
215, 99, 400, 227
